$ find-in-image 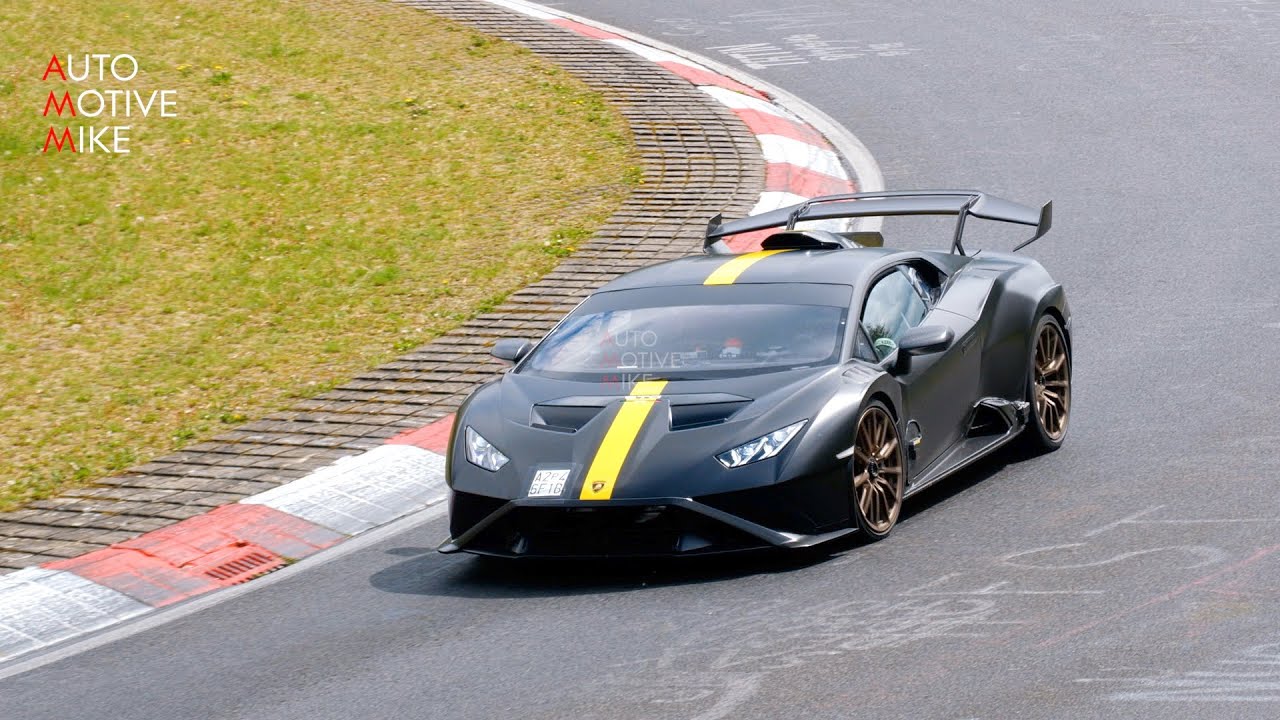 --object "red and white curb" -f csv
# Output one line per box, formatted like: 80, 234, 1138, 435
0, 414, 455, 661
485, 0, 884, 251
1, 1, 883, 664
